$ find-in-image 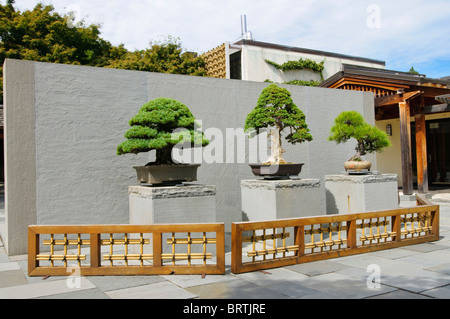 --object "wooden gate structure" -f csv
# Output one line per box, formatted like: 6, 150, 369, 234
231, 194, 439, 274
